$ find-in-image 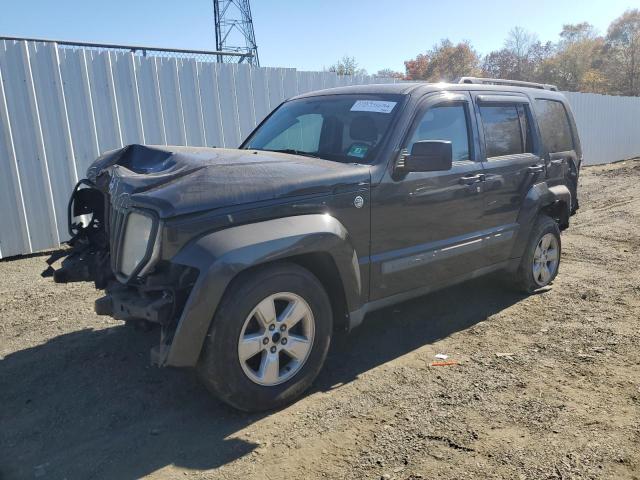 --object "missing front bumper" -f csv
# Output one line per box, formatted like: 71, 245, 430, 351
95, 287, 174, 325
